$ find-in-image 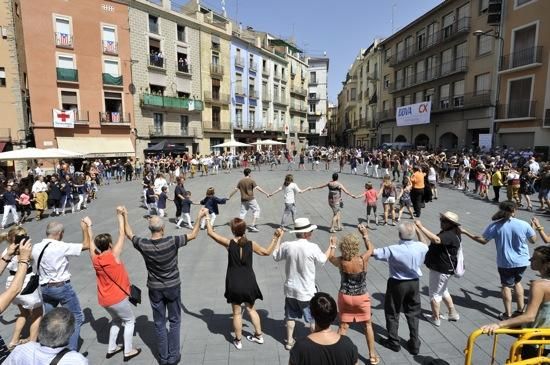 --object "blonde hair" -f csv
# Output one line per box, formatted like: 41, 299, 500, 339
382, 174, 392, 188
0, 226, 28, 244
340, 234, 360, 261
